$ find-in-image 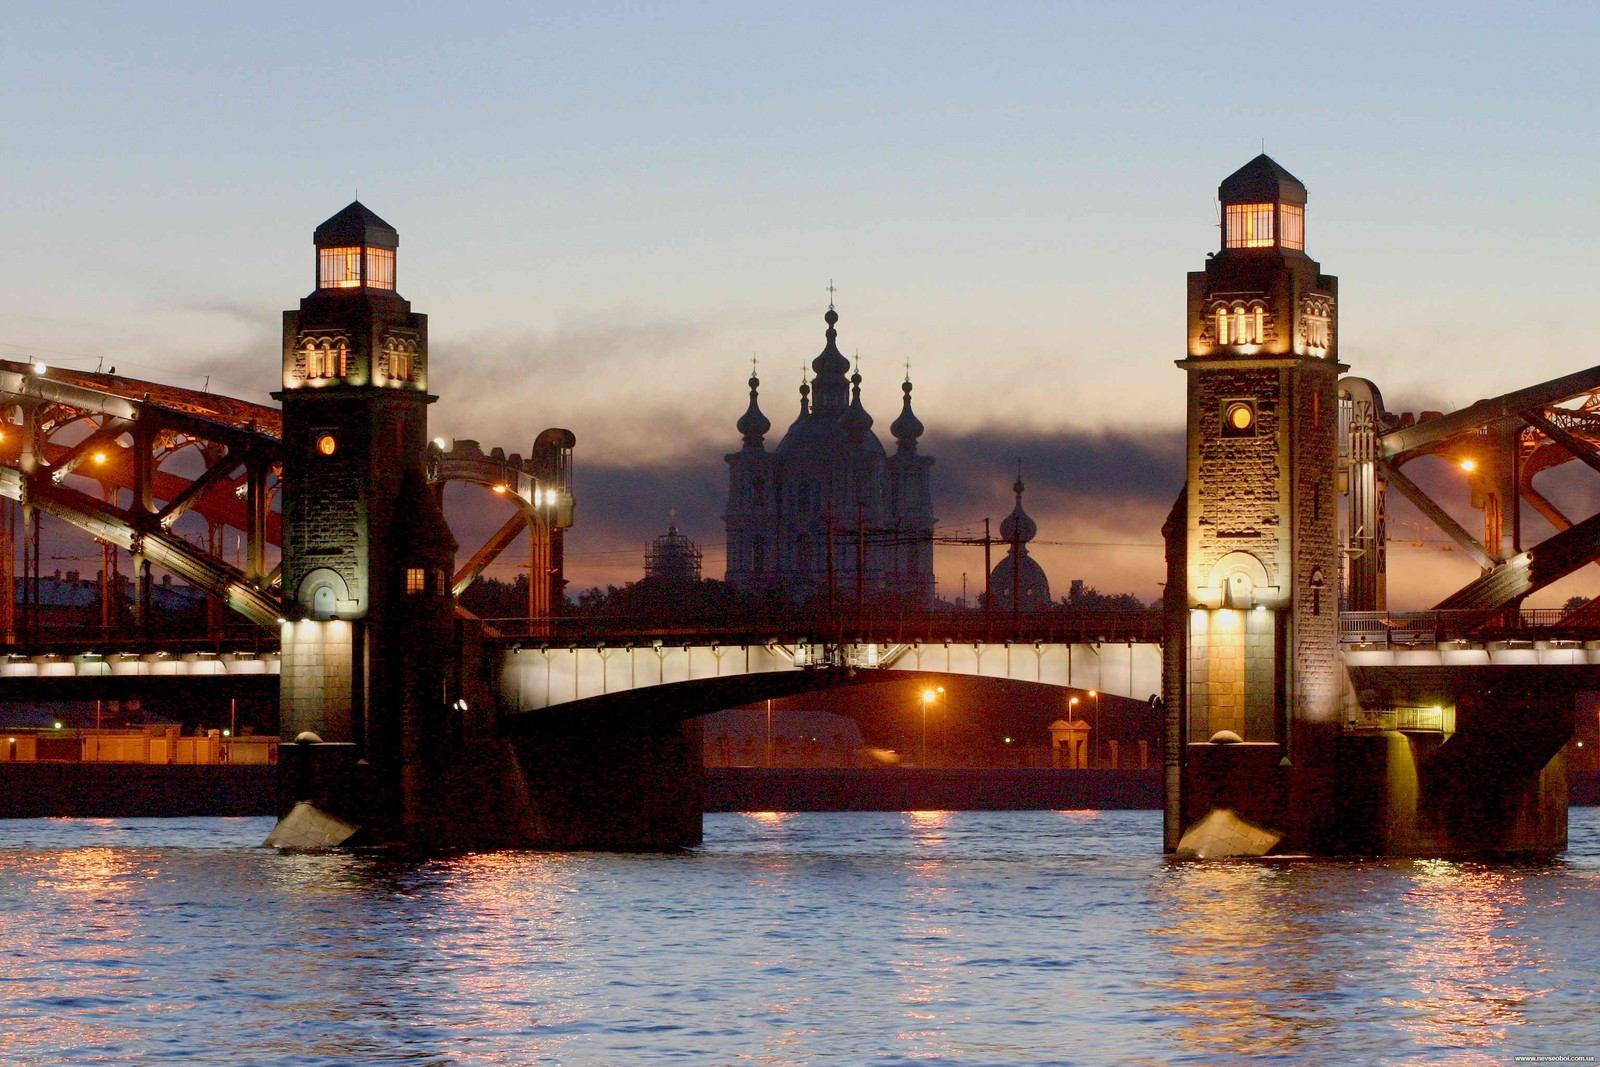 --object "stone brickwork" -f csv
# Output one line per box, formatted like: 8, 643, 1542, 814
1188, 365, 1286, 599
1290, 363, 1343, 724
